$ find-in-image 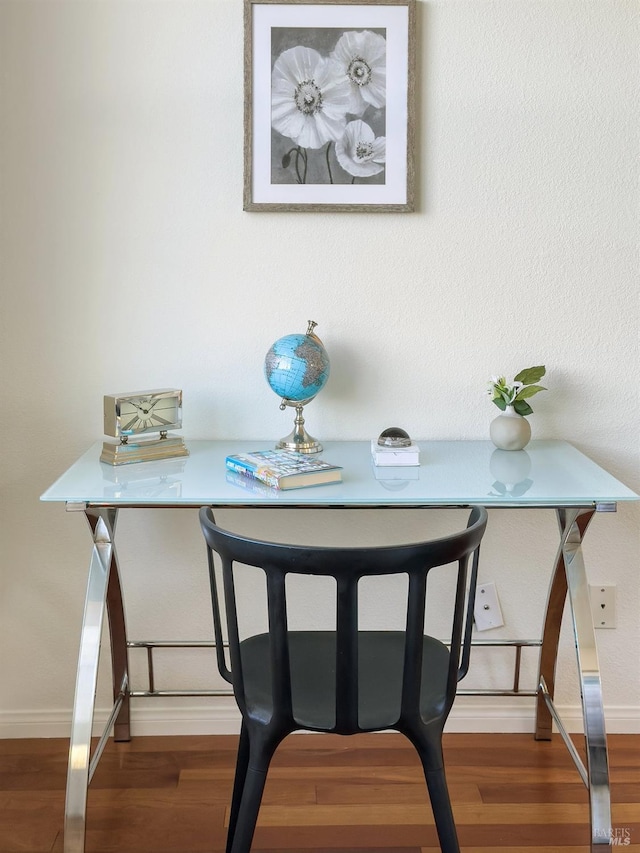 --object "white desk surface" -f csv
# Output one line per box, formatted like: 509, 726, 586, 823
40, 440, 638, 509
